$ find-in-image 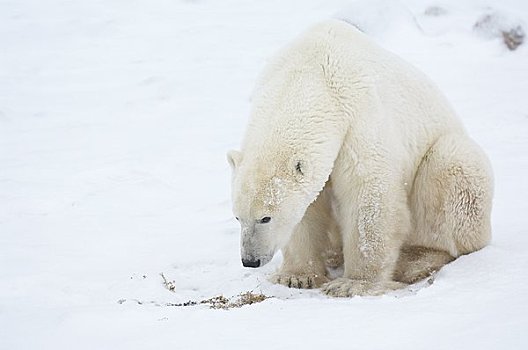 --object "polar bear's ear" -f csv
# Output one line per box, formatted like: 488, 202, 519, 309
293, 160, 308, 181
295, 161, 304, 176
227, 150, 242, 170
